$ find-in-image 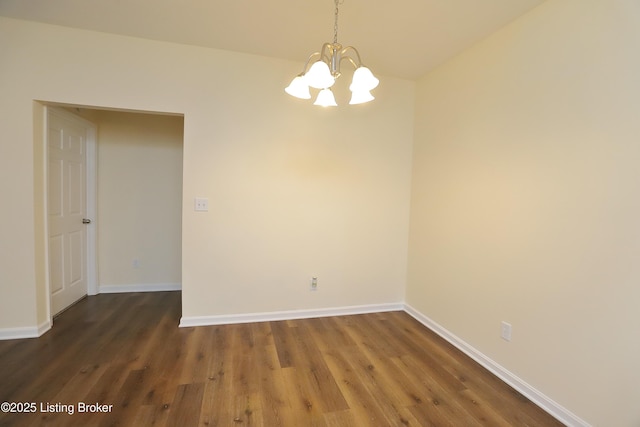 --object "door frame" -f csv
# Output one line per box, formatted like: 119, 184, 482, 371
44, 106, 98, 322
